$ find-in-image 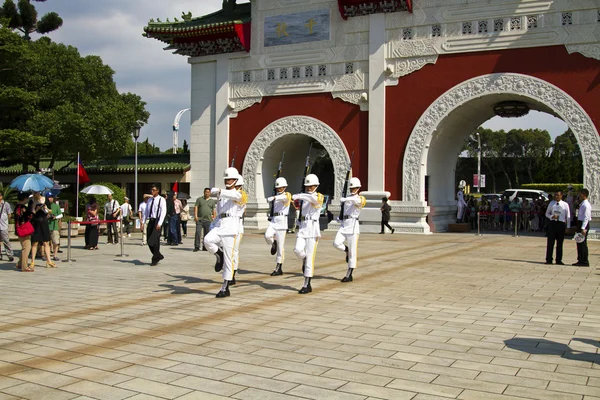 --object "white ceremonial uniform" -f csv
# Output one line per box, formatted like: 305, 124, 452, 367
232, 188, 247, 272
204, 188, 246, 281
457, 190, 467, 221
333, 193, 366, 269
293, 191, 324, 278
265, 192, 292, 264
